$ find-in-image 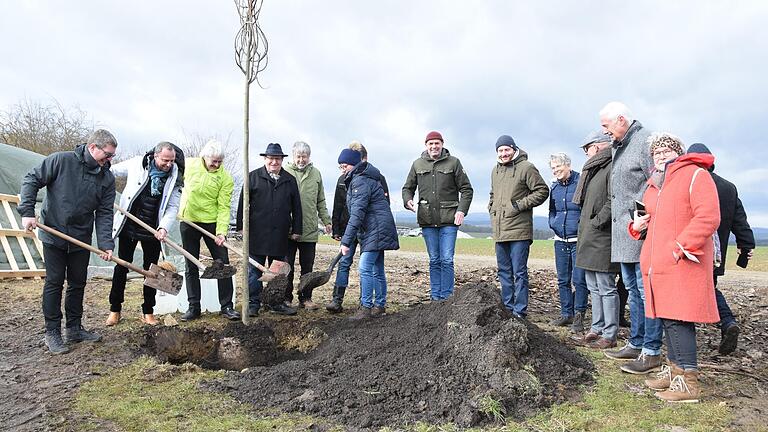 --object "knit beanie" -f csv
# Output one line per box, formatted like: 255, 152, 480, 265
337, 148, 362, 166
495, 135, 517, 150
425, 131, 443, 143
686, 143, 711, 155
648, 132, 685, 156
